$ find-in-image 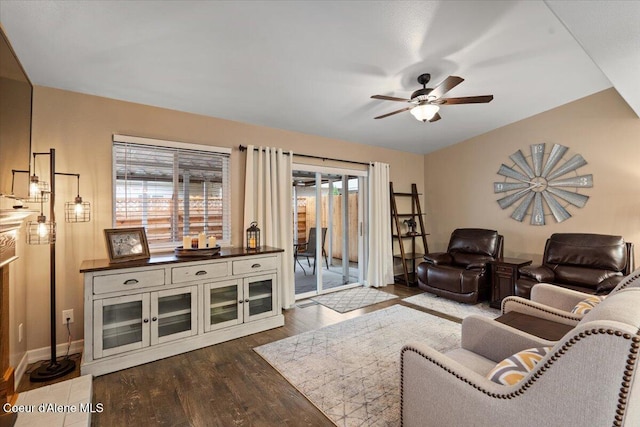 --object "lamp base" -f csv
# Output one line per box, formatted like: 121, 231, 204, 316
29, 359, 75, 382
